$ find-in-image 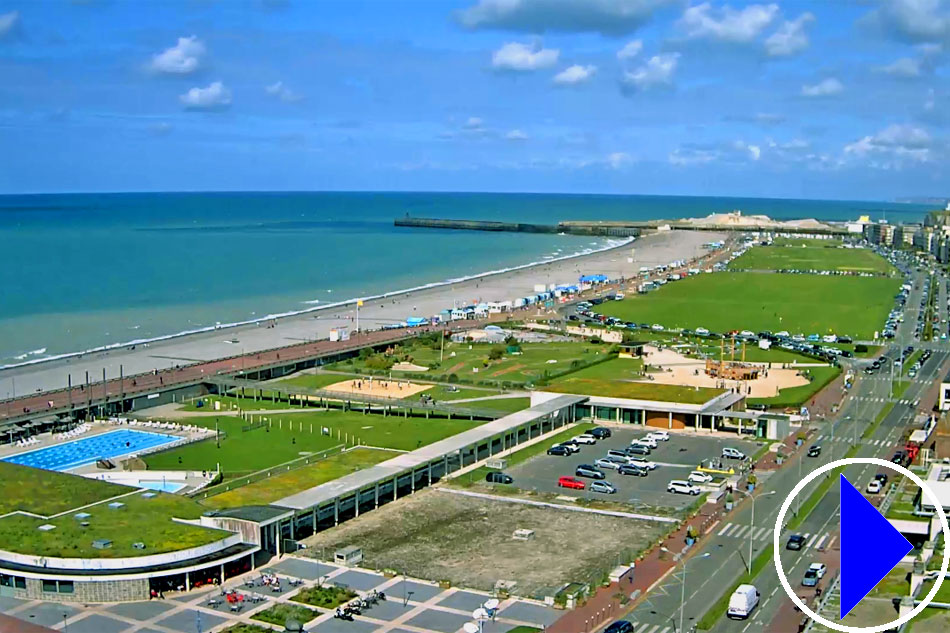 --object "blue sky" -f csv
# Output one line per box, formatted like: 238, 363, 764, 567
0, 0, 948, 200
